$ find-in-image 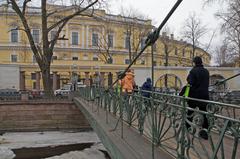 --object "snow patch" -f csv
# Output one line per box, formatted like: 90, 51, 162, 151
0, 148, 15, 159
